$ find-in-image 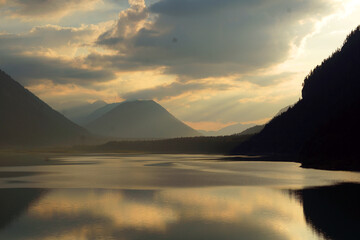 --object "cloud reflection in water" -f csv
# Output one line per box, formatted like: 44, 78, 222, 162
0, 187, 321, 240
